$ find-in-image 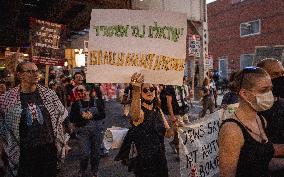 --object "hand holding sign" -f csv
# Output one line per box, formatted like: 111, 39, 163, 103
130, 73, 144, 87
